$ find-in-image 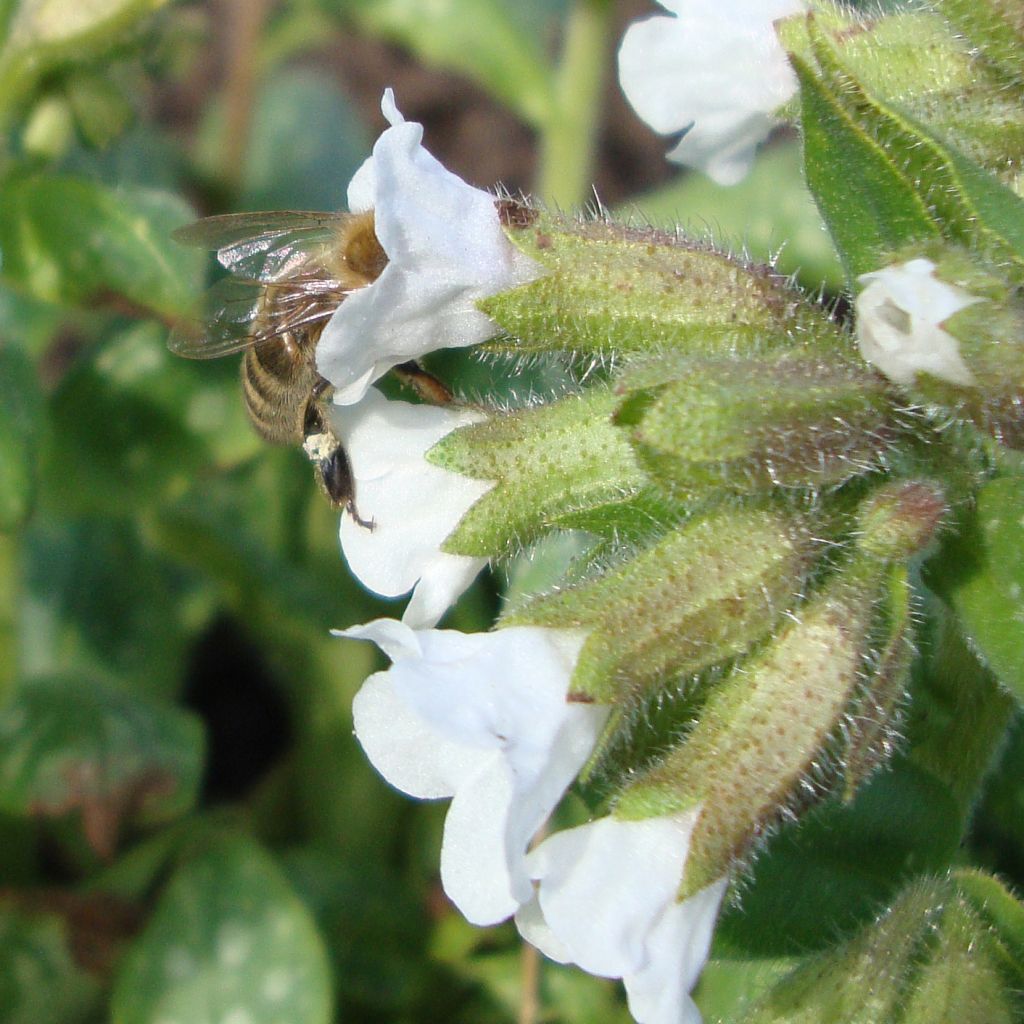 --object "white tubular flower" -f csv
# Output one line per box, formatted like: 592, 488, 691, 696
317, 88, 540, 405
338, 619, 610, 926
856, 258, 981, 387
618, 0, 804, 185
330, 387, 493, 629
516, 812, 727, 1024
